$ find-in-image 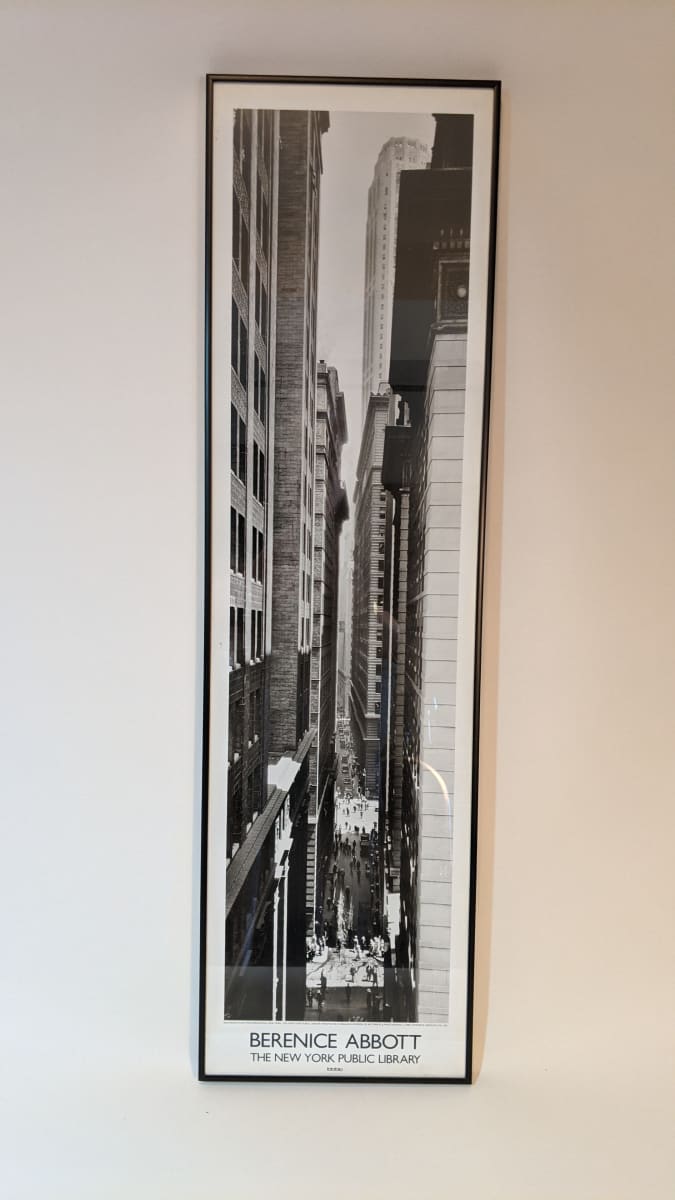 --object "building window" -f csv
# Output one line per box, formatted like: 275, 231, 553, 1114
261, 194, 269, 258
254, 267, 269, 340
256, 173, 262, 237
230, 507, 247, 576
229, 605, 245, 670
231, 300, 248, 388
237, 608, 244, 666
237, 513, 245, 575
251, 609, 263, 659
252, 447, 265, 503
253, 356, 267, 423
251, 527, 264, 582
257, 529, 264, 581
232, 193, 249, 291
229, 606, 236, 668
231, 299, 238, 374
232, 190, 240, 260
262, 111, 273, 175
230, 507, 237, 572
256, 172, 270, 257
230, 403, 238, 474
241, 110, 251, 191
238, 415, 247, 483
261, 282, 268, 334
233, 110, 252, 194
